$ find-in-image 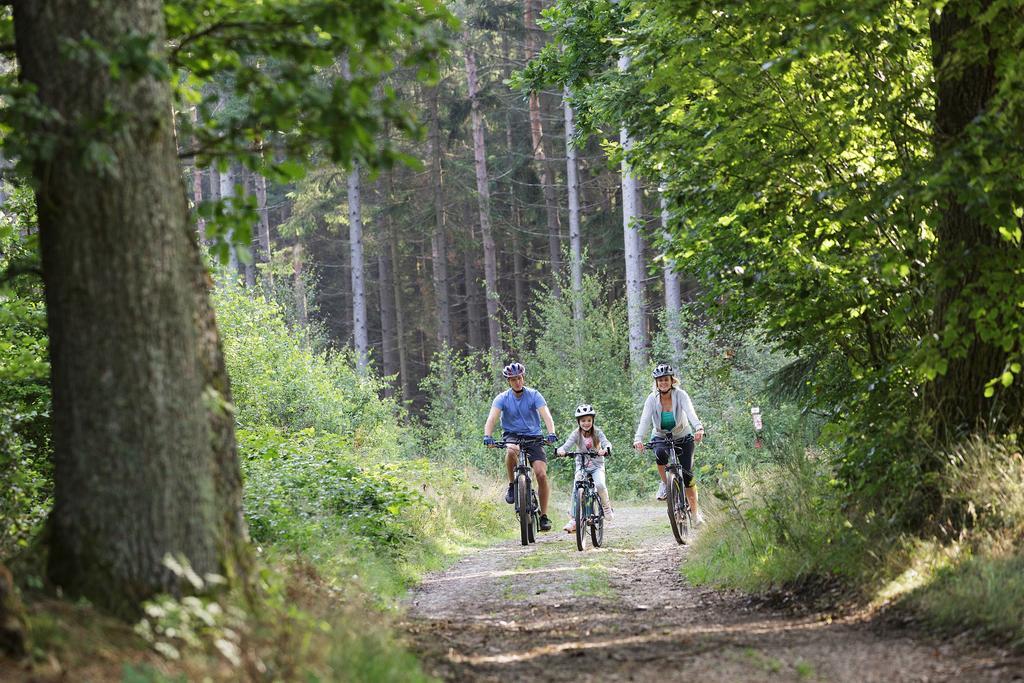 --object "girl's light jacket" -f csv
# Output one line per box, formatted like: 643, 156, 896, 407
558, 426, 612, 467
